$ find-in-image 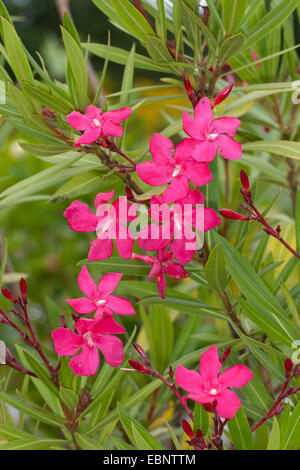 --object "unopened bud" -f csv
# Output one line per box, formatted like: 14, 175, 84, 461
128, 360, 150, 374
219, 209, 251, 221
1, 287, 17, 303
20, 278, 27, 298
240, 169, 250, 192
182, 419, 194, 438
211, 84, 233, 108
284, 358, 293, 377
220, 346, 231, 364
183, 76, 197, 107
